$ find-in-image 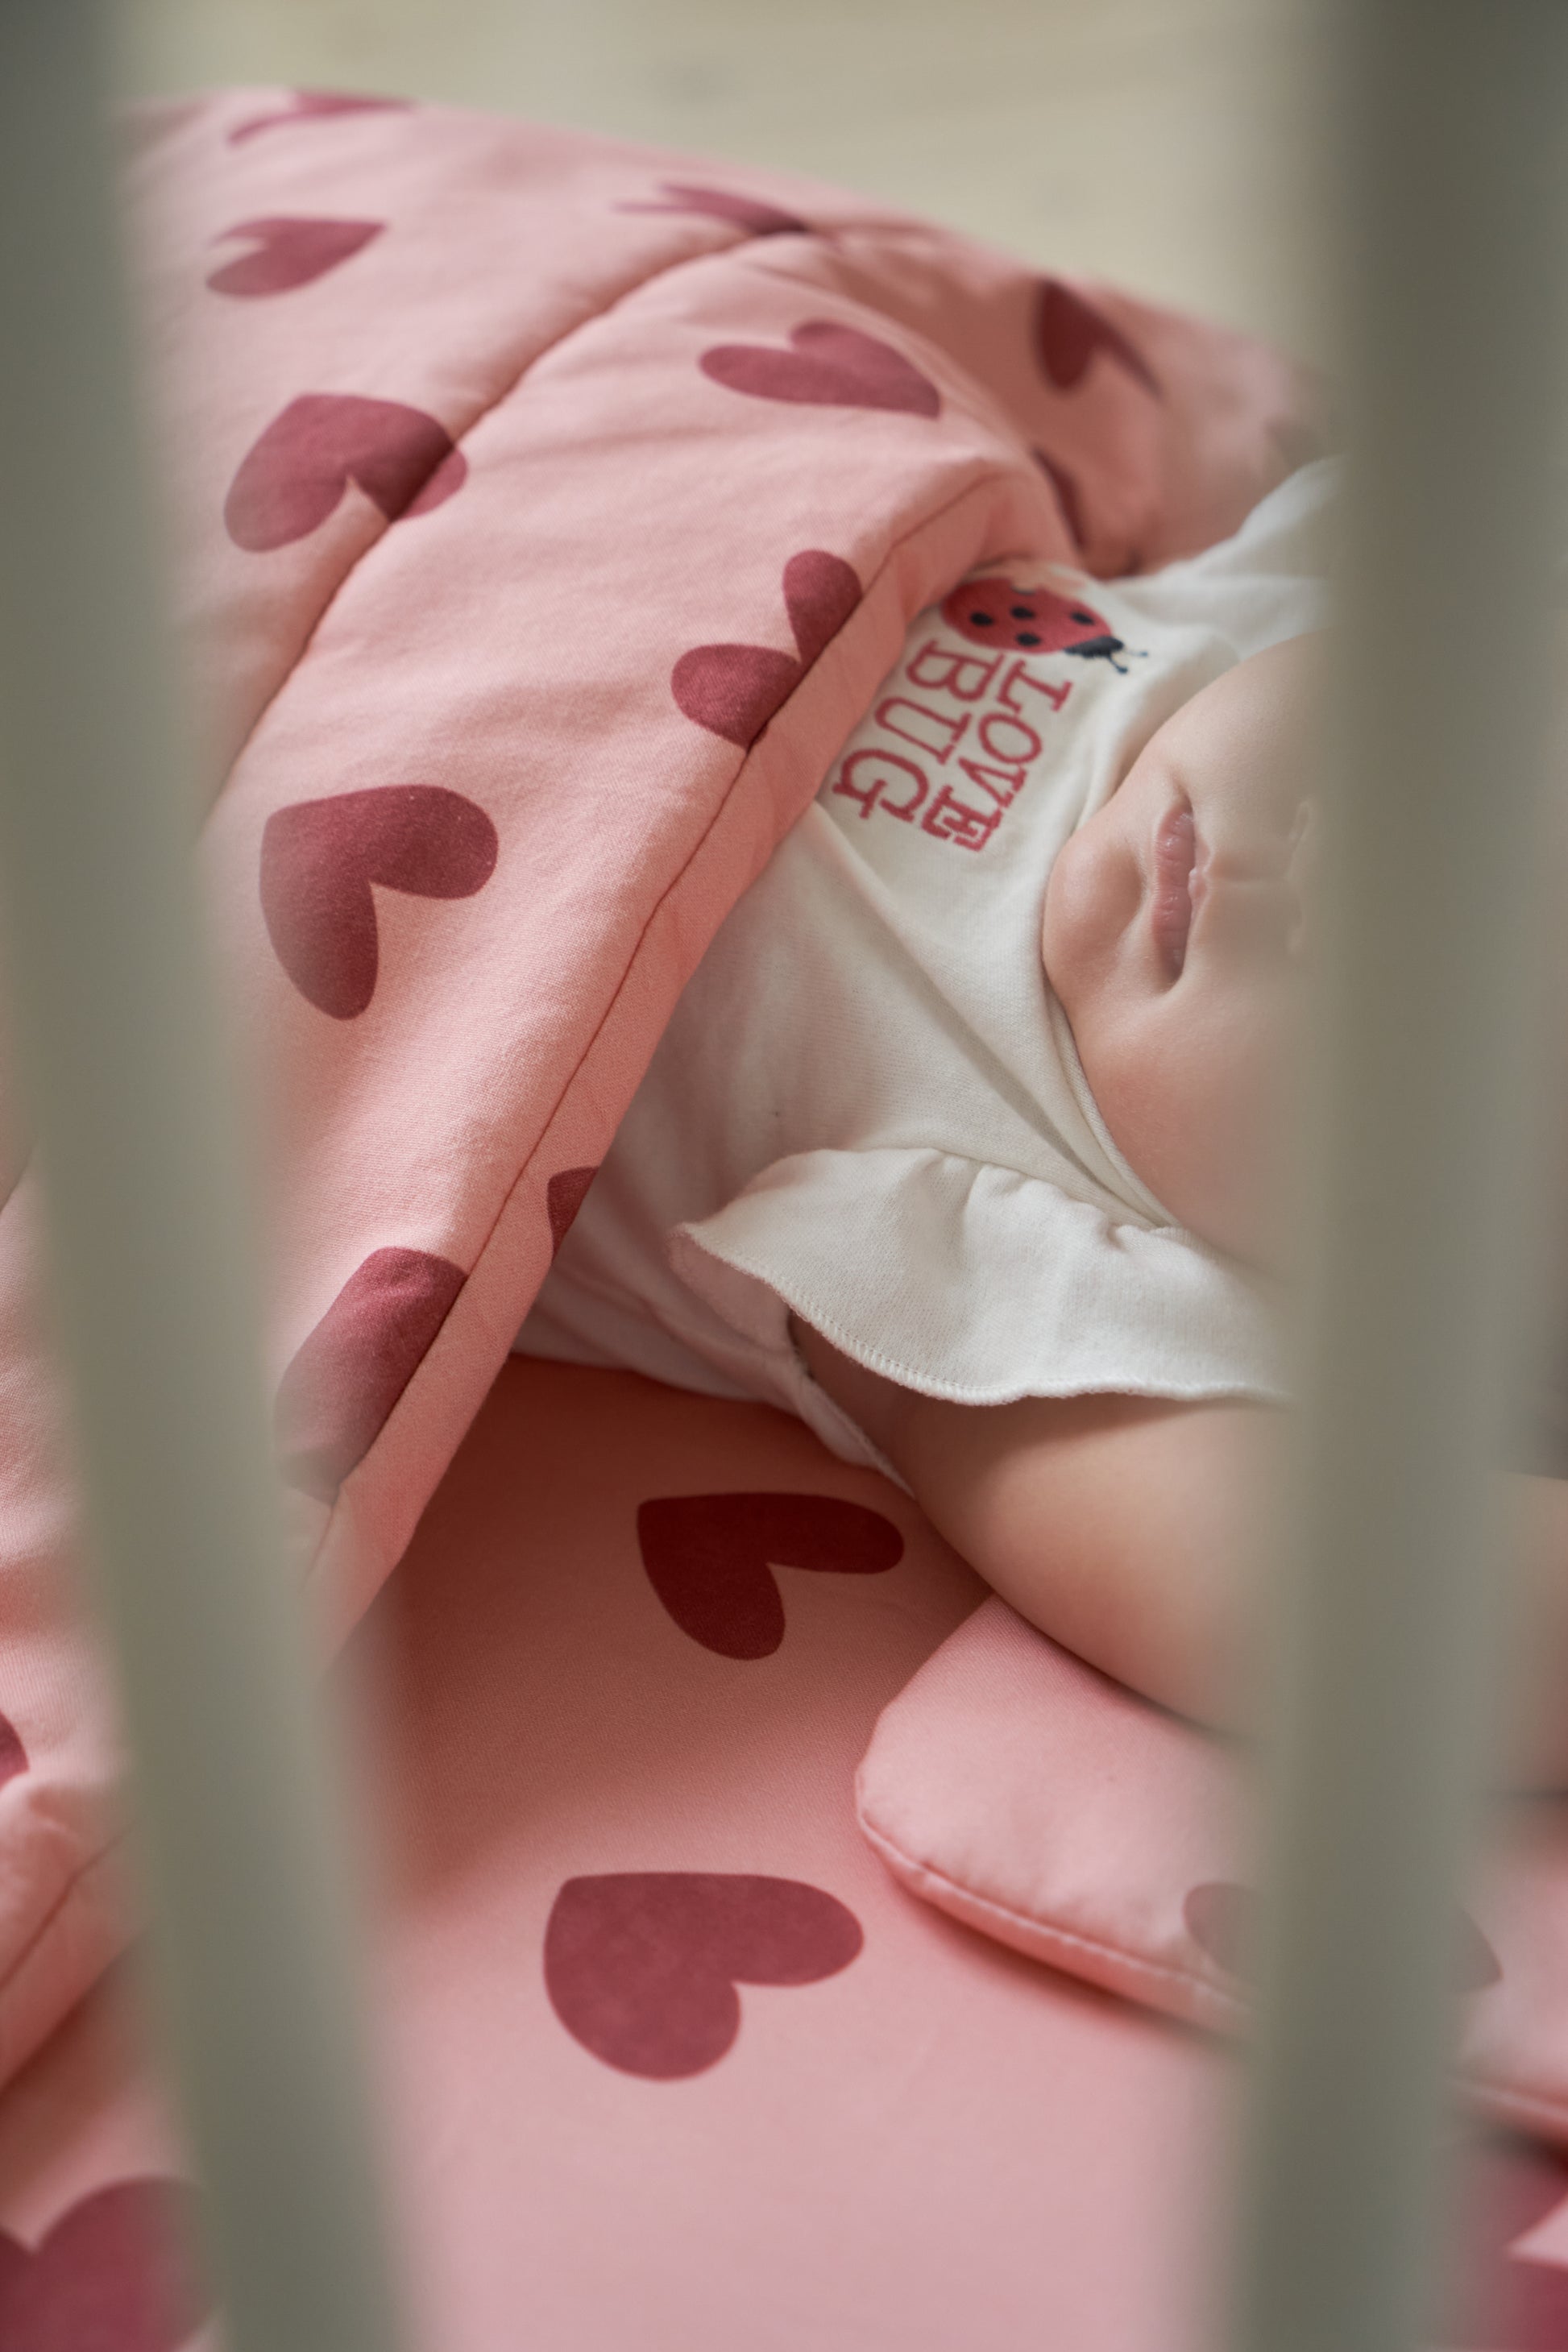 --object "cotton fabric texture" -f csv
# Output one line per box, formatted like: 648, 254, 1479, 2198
0, 87, 1322, 2093
516, 462, 1337, 1462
